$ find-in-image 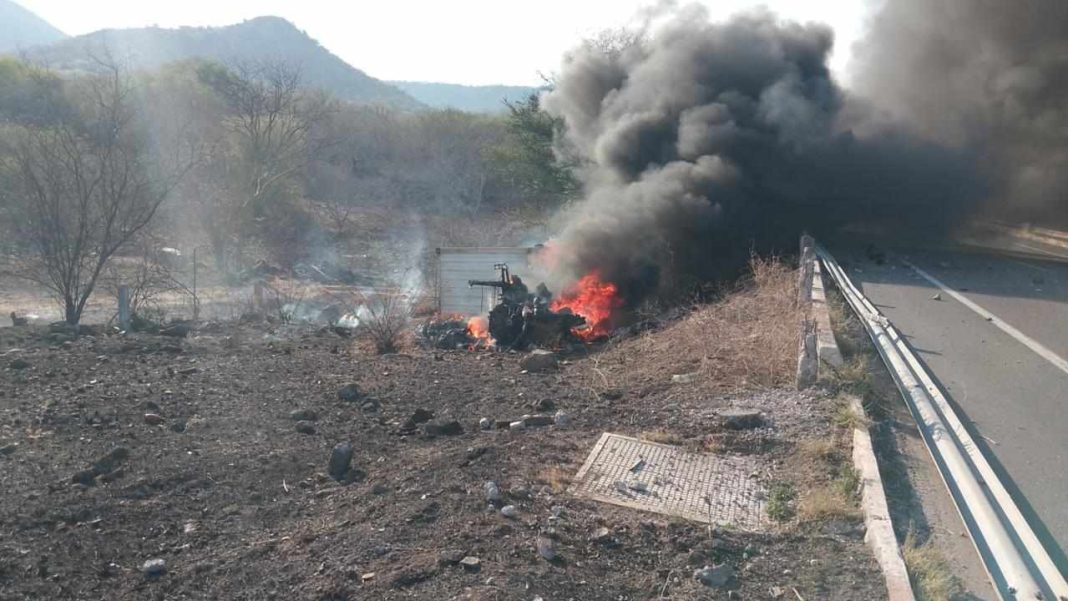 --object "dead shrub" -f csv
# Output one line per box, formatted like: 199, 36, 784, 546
359, 291, 410, 354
